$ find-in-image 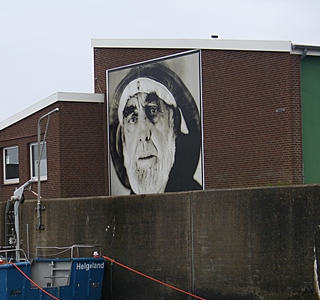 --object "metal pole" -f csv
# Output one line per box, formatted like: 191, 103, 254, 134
14, 200, 21, 261
36, 108, 59, 230
27, 223, 29, 260
11, 178, 35, 261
